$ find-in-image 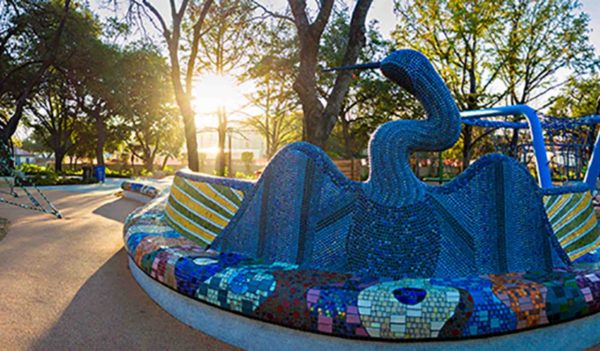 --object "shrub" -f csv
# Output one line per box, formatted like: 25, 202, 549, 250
234, 171, 258, 180
17, 163, 54, 176
15, 163, 100, 186
105, 167, 132, 178
140, 169, 153, 177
